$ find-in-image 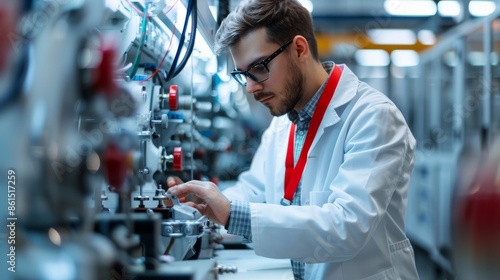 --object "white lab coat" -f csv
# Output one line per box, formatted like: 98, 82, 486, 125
223, 64, 419, 280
